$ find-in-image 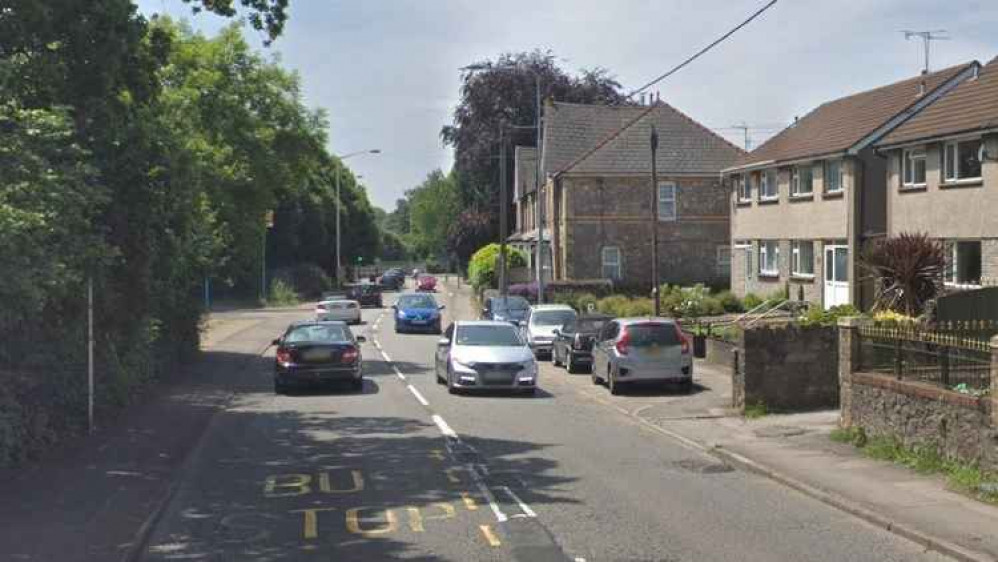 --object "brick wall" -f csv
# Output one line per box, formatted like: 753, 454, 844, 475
560, 174, 729, 288
735, 324, 840, 411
